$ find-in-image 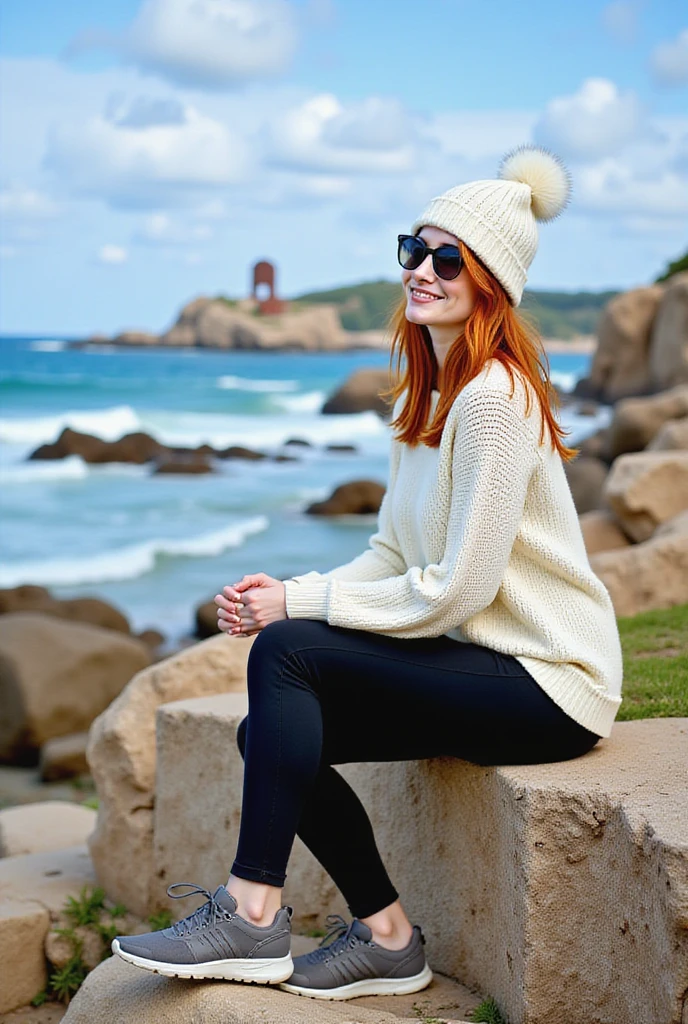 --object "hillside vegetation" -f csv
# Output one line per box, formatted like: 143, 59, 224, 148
293, 280, 618, 338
